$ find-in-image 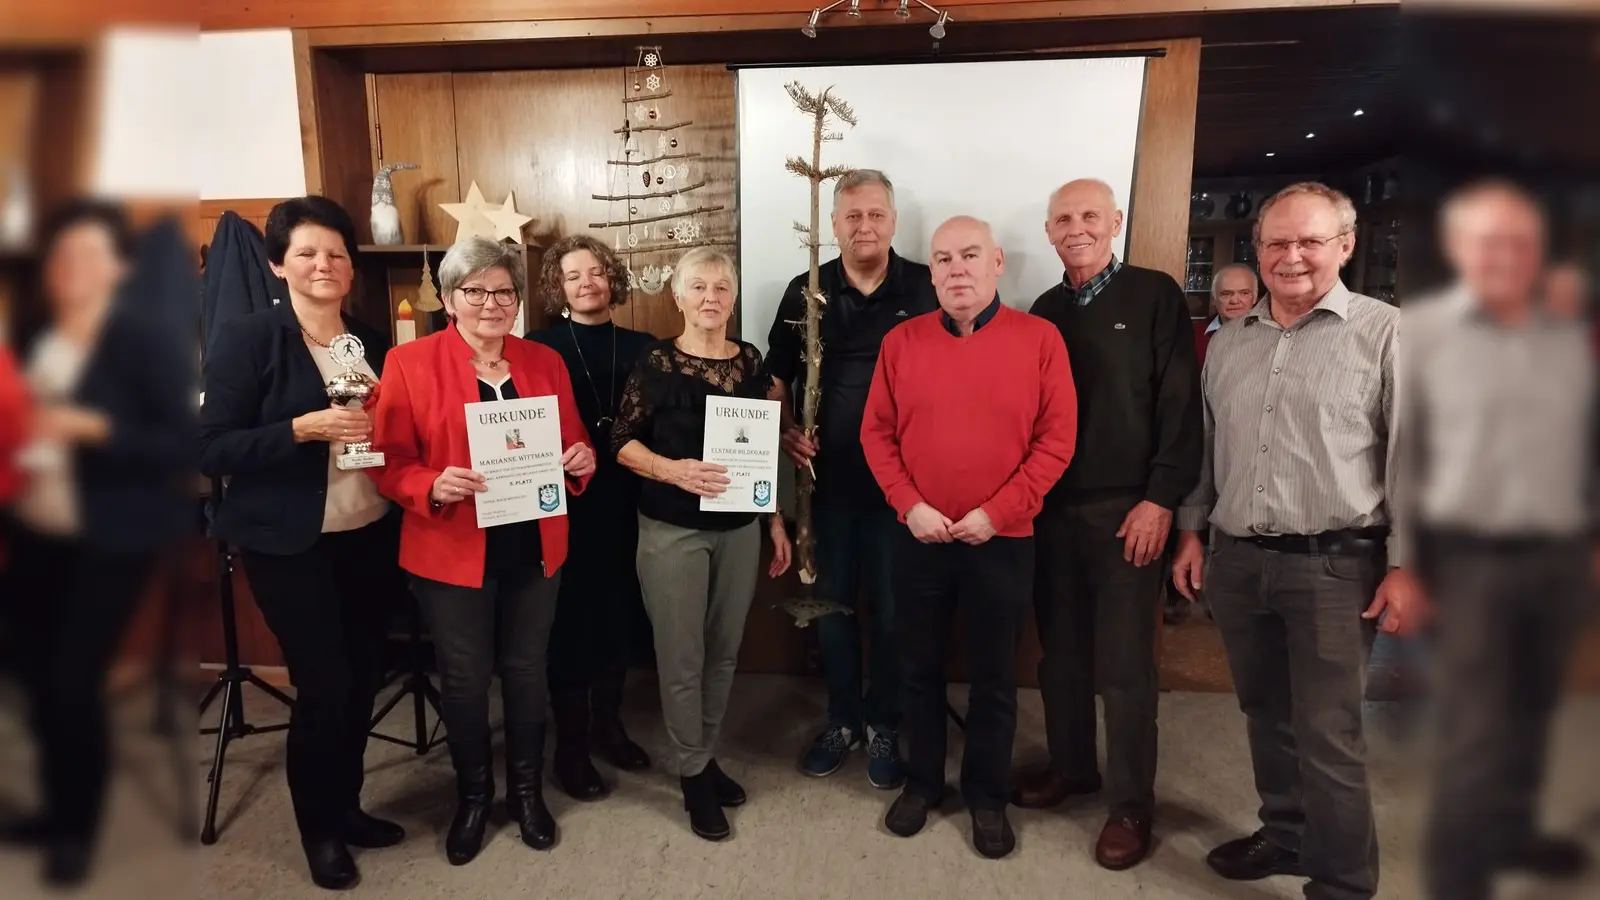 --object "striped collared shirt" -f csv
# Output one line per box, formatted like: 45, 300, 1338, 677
1177, 281, 1404, 564
1063, 256, 1123, 306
